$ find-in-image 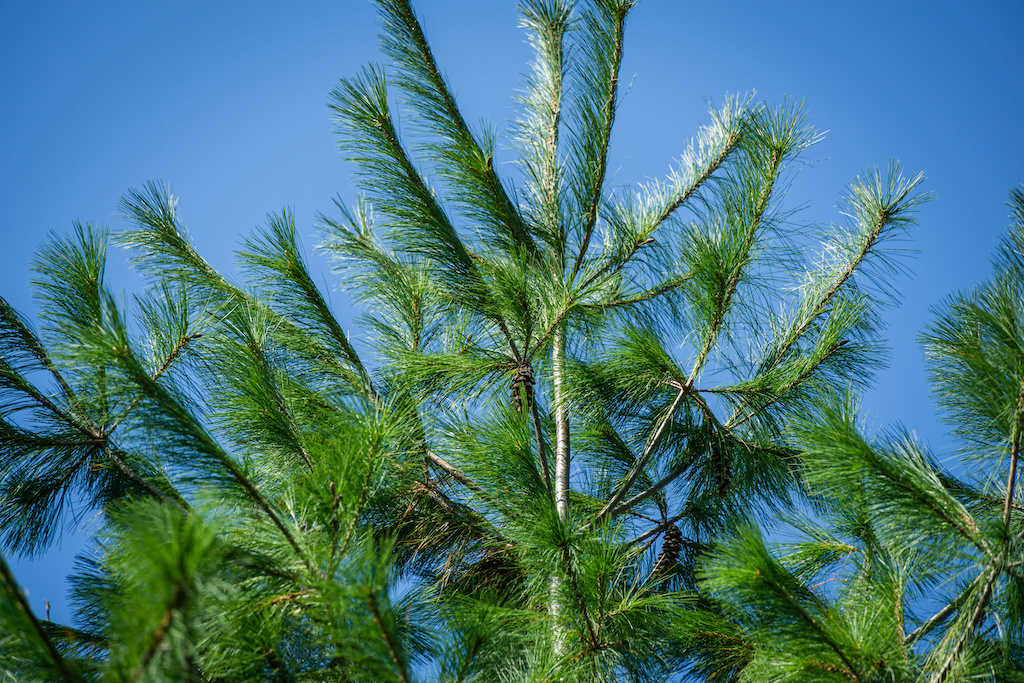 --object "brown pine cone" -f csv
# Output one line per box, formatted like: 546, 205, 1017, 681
510, 363, 535, 412
712, 436, 732, 499
649, 524, 682, 579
